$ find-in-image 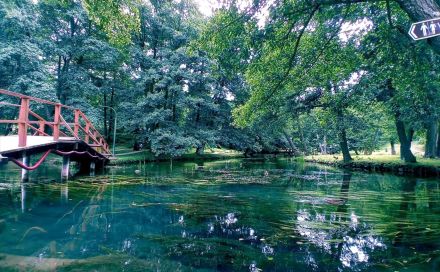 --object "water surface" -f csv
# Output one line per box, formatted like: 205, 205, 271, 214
0, 158, 439, 271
